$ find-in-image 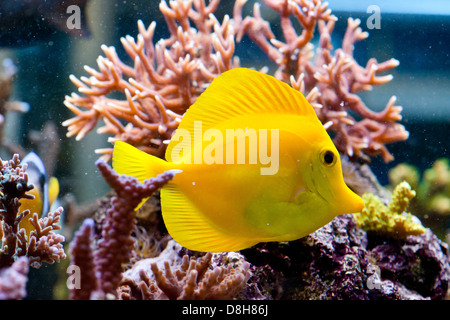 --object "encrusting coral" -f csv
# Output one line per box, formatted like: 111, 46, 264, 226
353, 181, 426, 238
